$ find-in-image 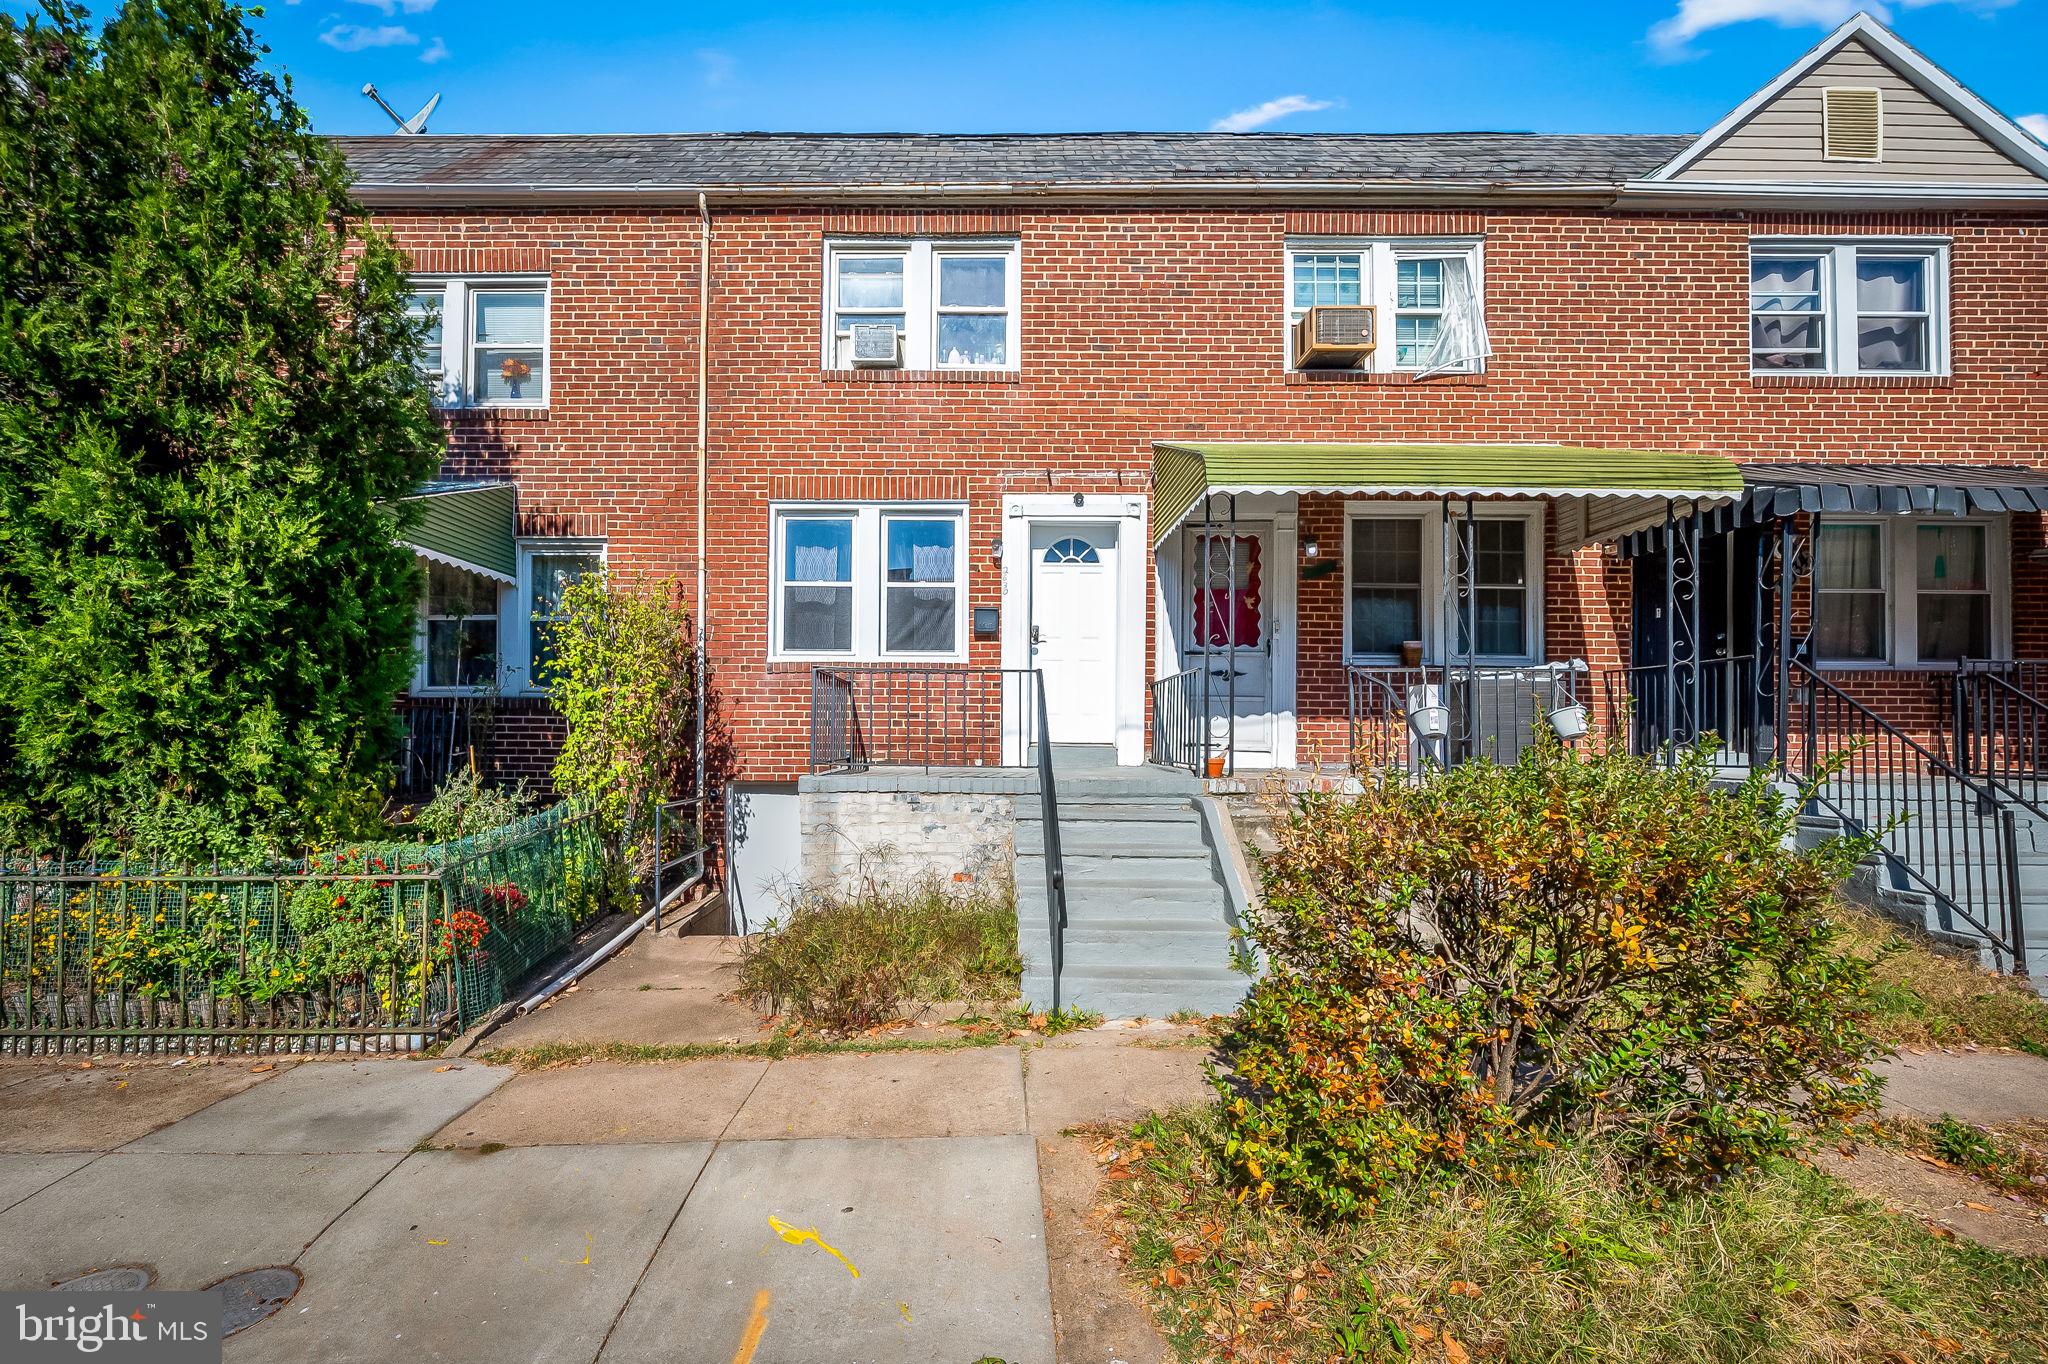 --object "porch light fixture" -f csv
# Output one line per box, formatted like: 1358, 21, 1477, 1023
991, 536, 1003, 562
1301, 537, 1319, 560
